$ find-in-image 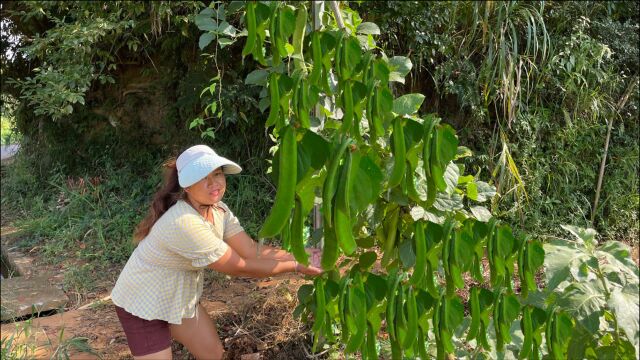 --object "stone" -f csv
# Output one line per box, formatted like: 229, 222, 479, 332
1, 275, 68, 321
